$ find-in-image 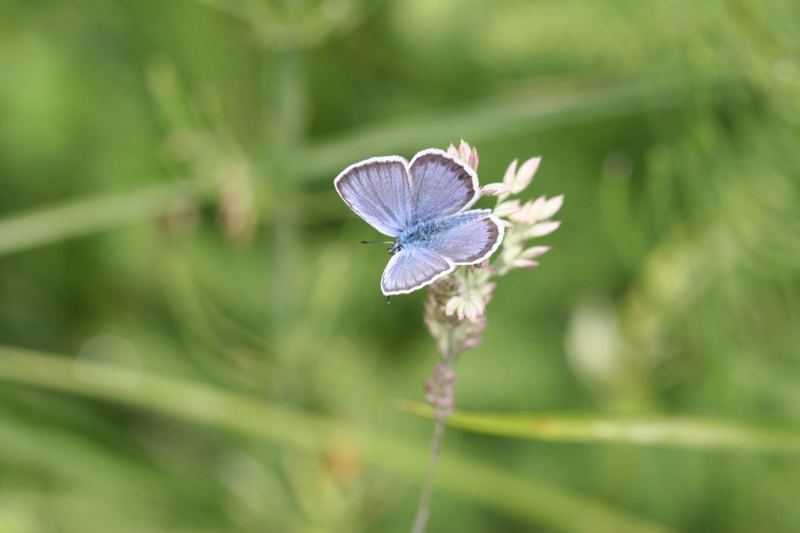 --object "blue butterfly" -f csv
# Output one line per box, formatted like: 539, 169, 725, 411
334, 148, 505, 295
